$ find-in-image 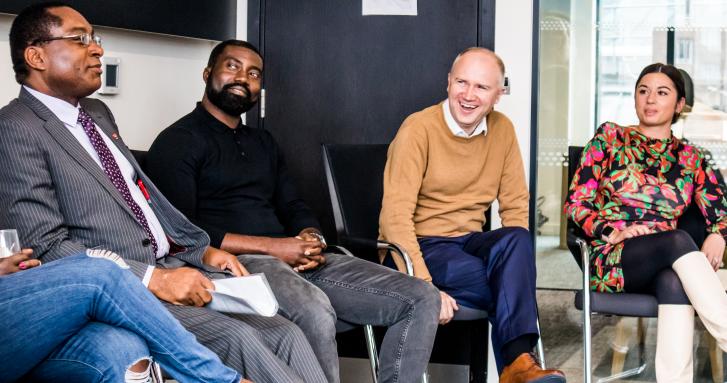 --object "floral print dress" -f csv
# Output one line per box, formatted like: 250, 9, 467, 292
565, 122, 727, 292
